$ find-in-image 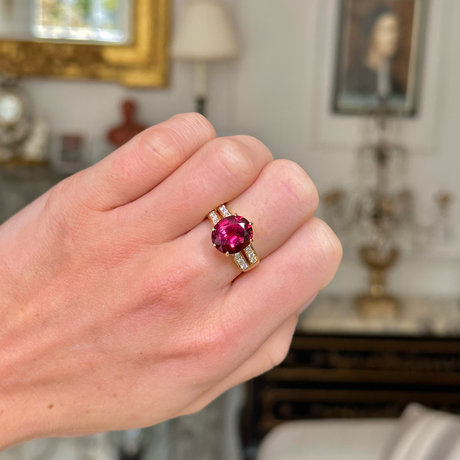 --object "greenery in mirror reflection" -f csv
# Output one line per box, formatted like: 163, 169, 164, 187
33, 0, 128, 43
